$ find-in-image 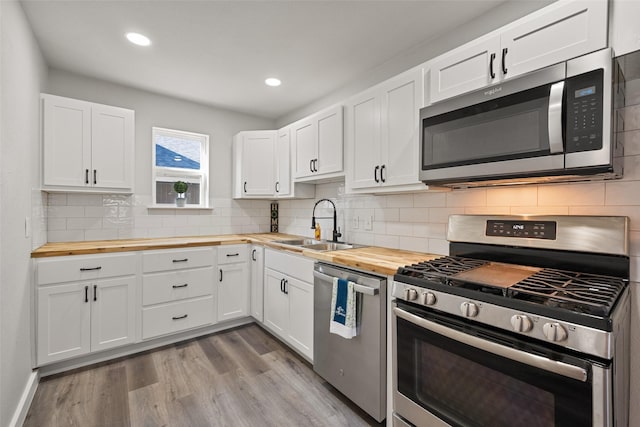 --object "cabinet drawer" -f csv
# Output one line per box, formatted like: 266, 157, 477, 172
142, 267, 214, 306
217, 244, 248, 264
37, 253, 136, 285
143, 247, 214, 273
265, 248, 314, 283
141, 296, 214, 339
